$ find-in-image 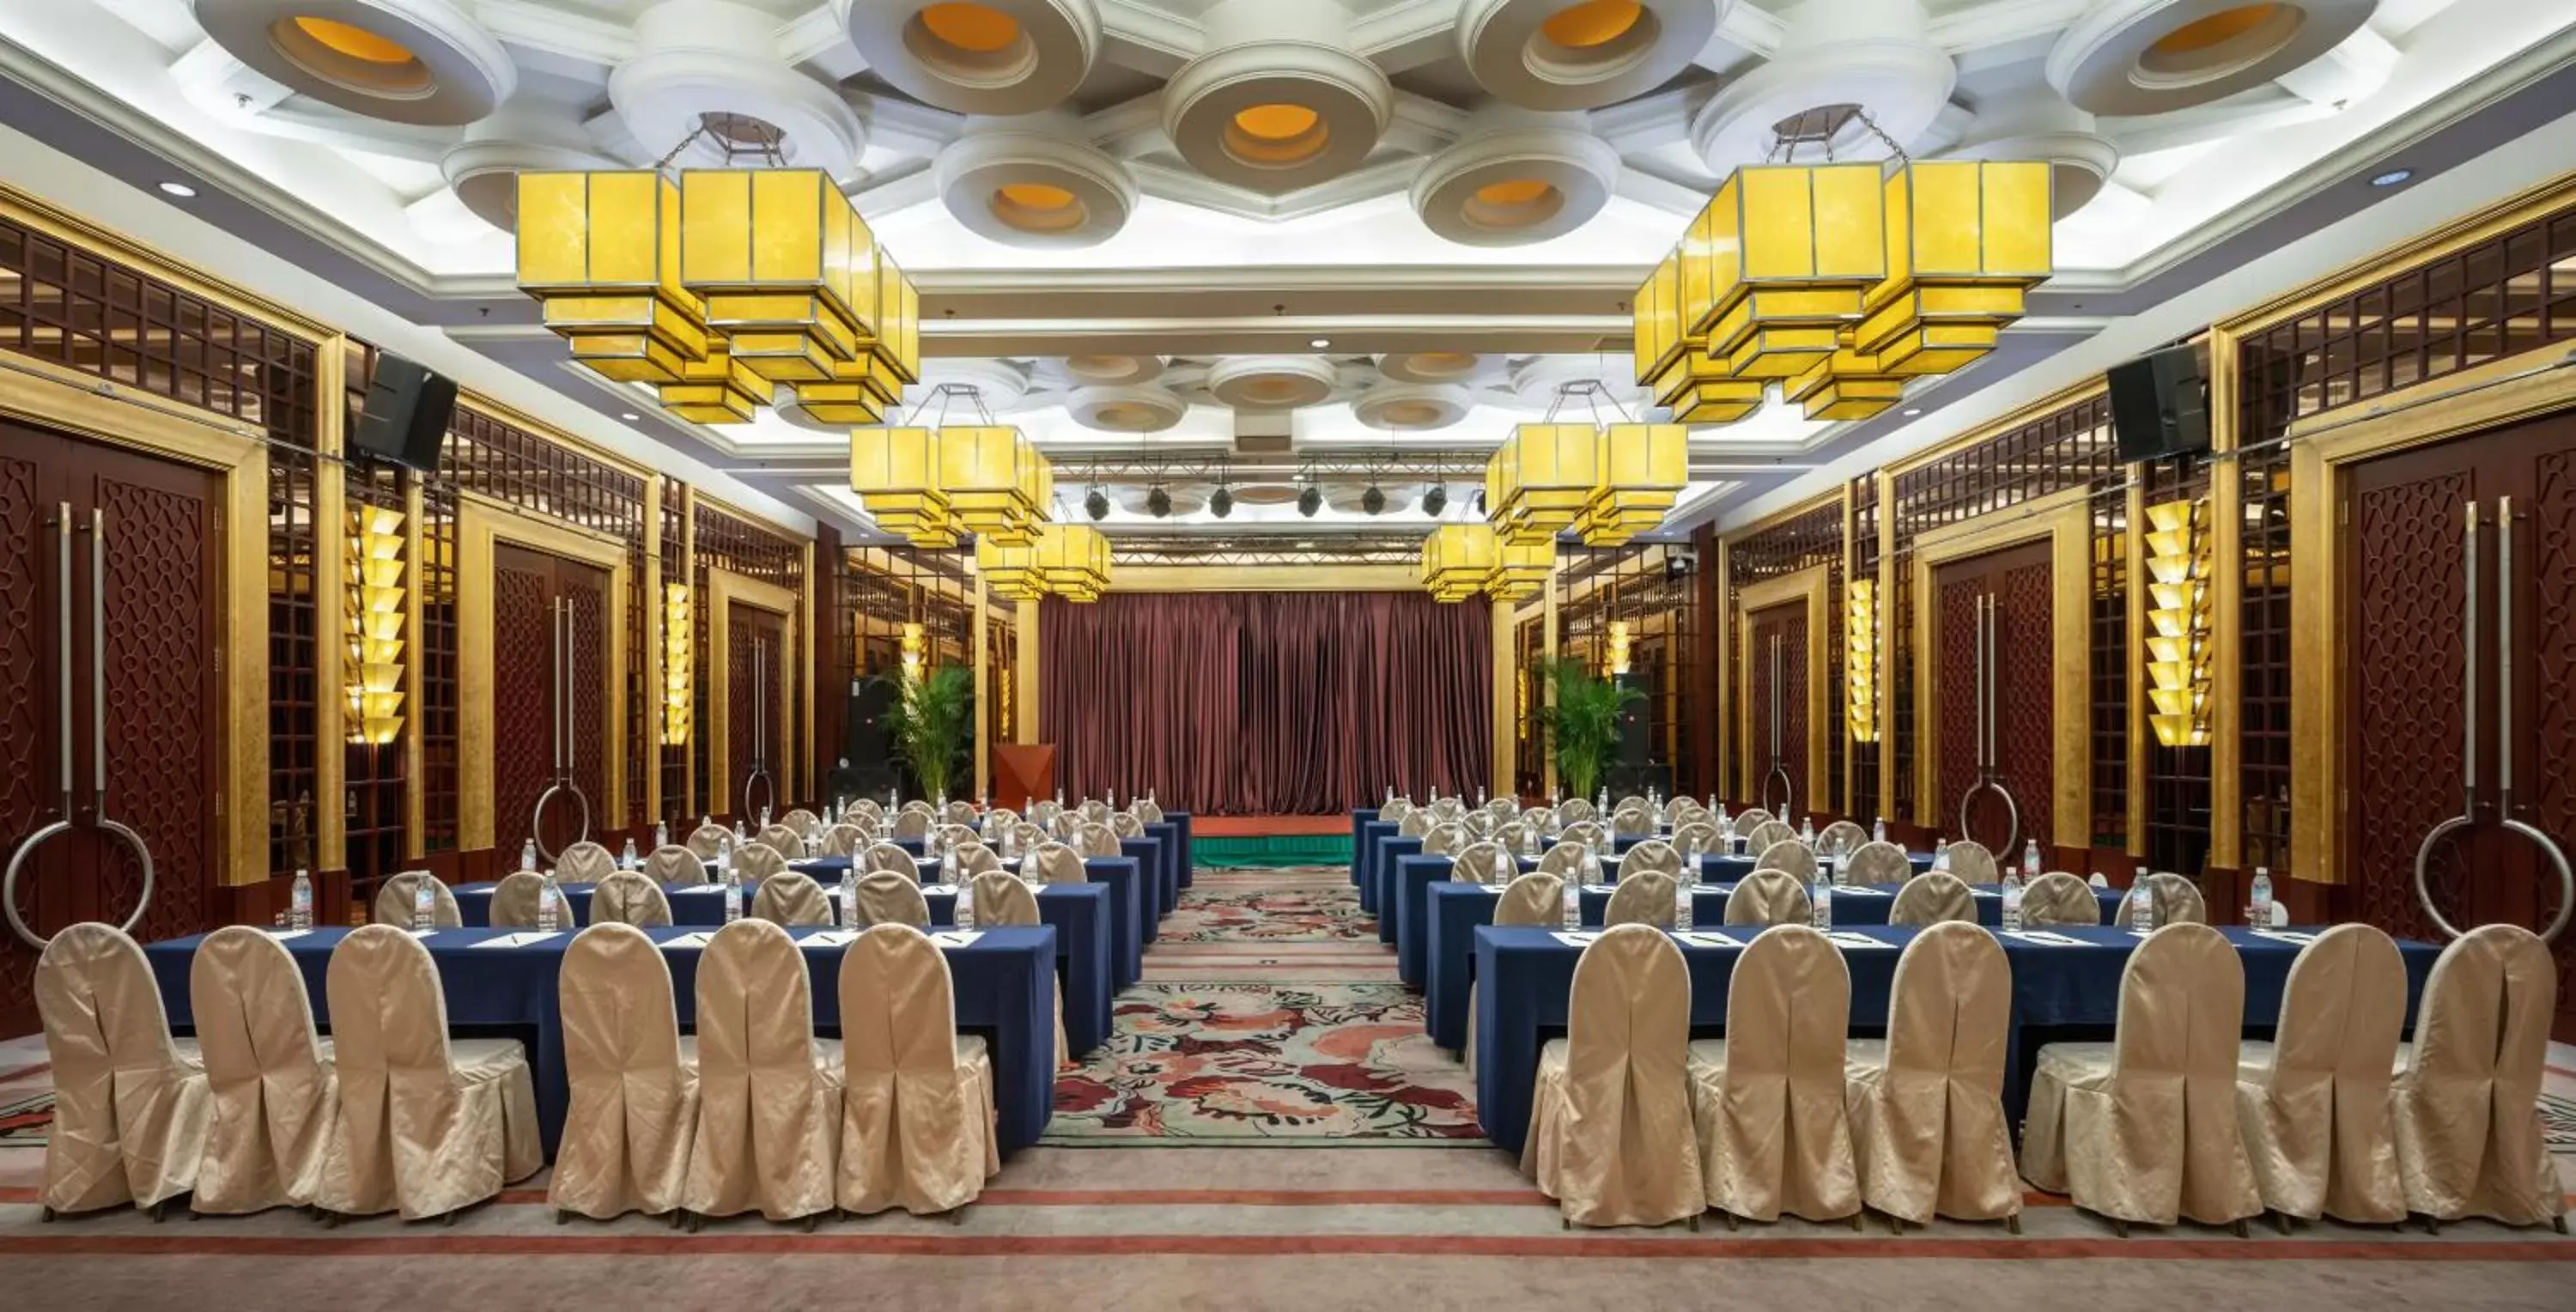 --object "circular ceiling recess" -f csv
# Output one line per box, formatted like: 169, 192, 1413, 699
935, 118, 1138, 248
611, 3, 865, 174
1206, 355, 1340, 410
844, 0, 1101, 115
1690, 16, 1953, 171
1061, 354, 1167, 386
1376, 350, 1487, 385
1411, 114, 1620, 246
1163, 15, 1394, 195
1455, 0, 1723, 112
1945, 131, 2119, 220
441, 99, 616, 231
2048, 0, 2378, 115
1068, 384, 1188, 433
1354, 382, 1473, 431
191, 0, 514, 125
